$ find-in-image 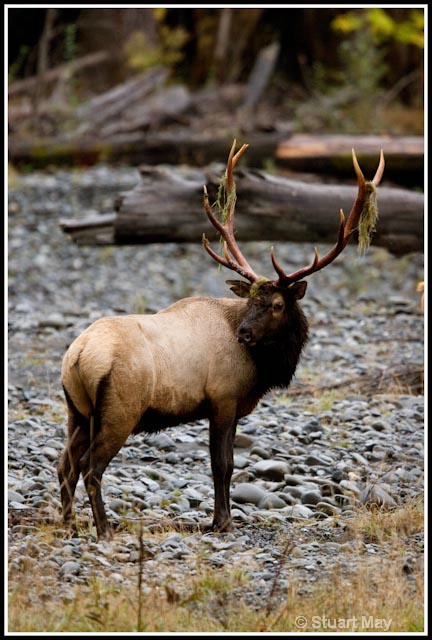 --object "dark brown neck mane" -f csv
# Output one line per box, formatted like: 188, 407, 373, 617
224, 298, 309, 395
